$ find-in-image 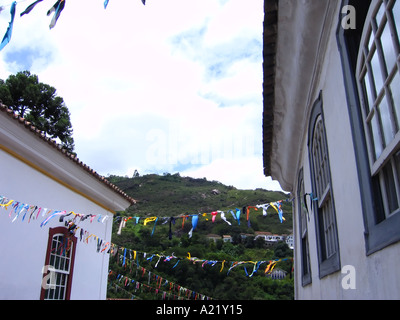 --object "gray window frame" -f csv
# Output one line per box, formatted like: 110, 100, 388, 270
337, 0, 400, 255
308, 93, 341, 278
297, 168, 312, 286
